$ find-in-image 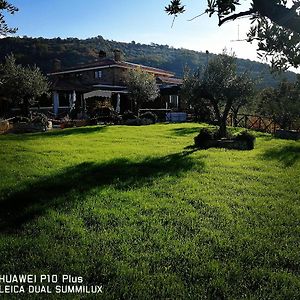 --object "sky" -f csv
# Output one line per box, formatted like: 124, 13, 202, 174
2, 0, 298, 71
